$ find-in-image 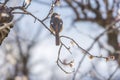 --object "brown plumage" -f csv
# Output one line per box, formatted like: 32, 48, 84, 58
50, 13, 63, 46
0, 23, 13, 45
0, 5, 14, 45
